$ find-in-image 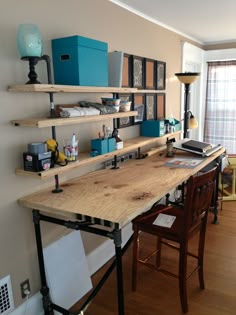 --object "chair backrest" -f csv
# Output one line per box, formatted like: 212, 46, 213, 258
184, 166, 217, 232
